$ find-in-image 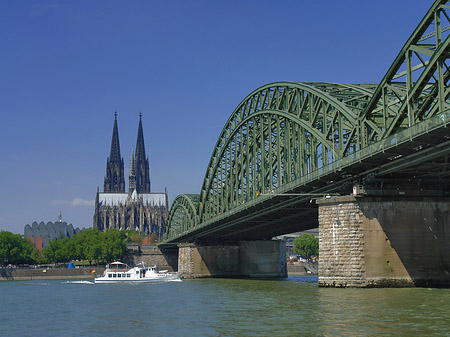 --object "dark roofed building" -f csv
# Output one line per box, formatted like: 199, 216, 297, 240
24, 215, 83, 251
